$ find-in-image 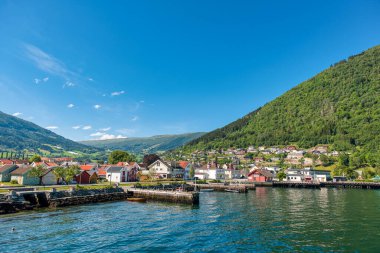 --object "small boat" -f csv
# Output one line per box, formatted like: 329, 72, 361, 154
200, 189, 214, 192
225, 189, 240, 193
127, 197, 147, 203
